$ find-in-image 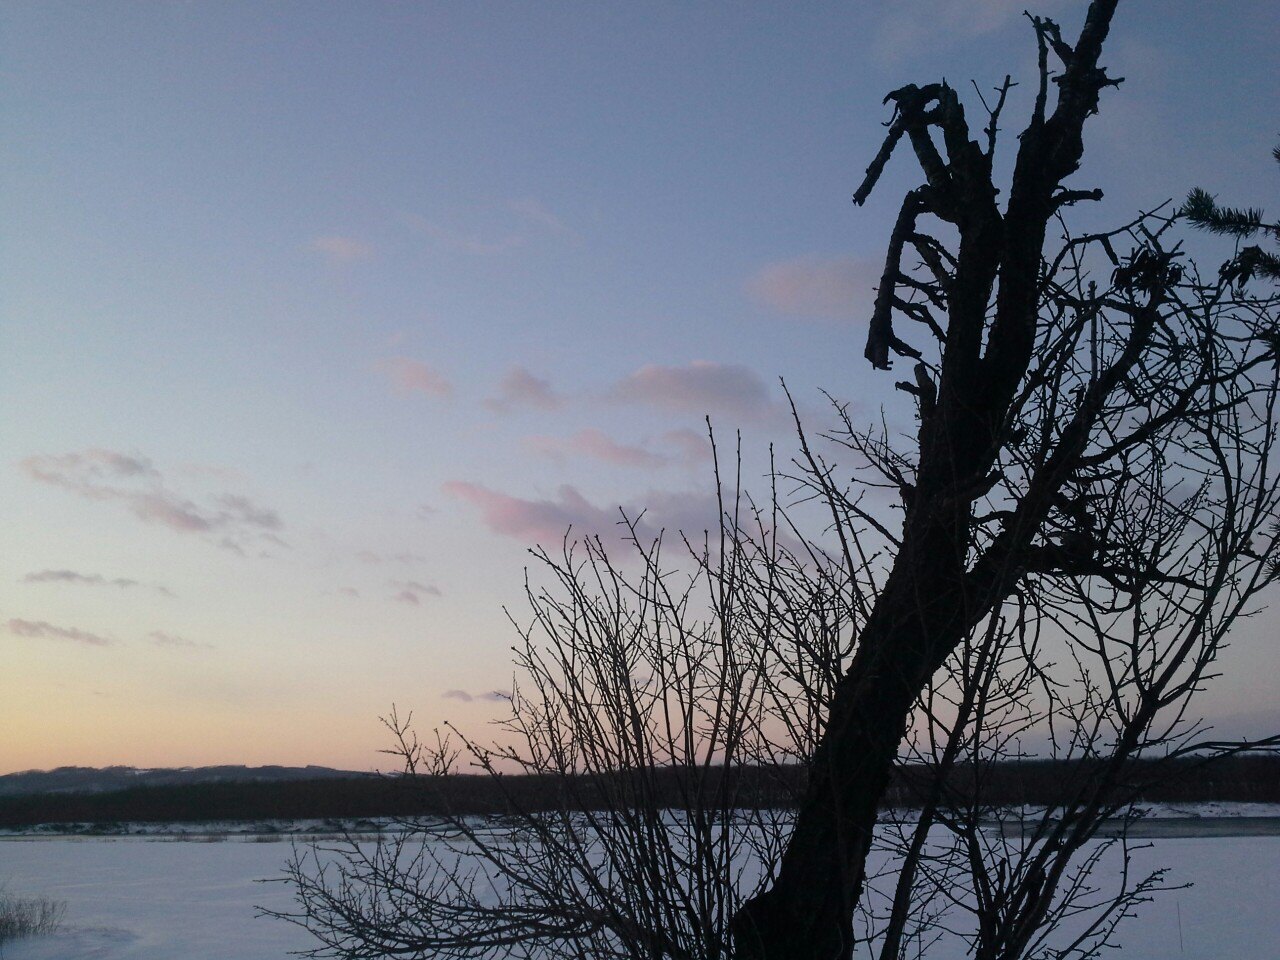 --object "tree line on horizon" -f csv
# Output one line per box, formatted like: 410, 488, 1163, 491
6, 755, 1279, 829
